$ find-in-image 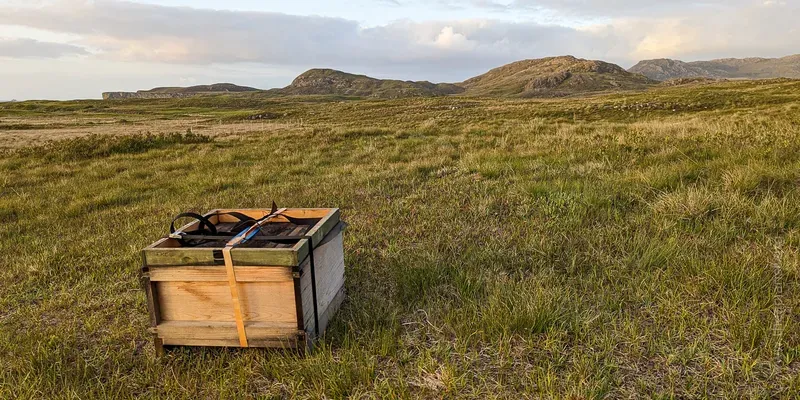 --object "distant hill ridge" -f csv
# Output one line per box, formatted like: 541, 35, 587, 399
102, 83, 259, 100
460, 55, 655, 97
629, 55, 800, 81
273, 69, 465, 98
103, 54, 800, 100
